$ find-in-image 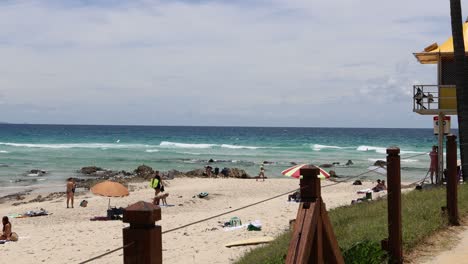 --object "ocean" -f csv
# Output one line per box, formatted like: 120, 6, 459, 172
0, 124, 454, 195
